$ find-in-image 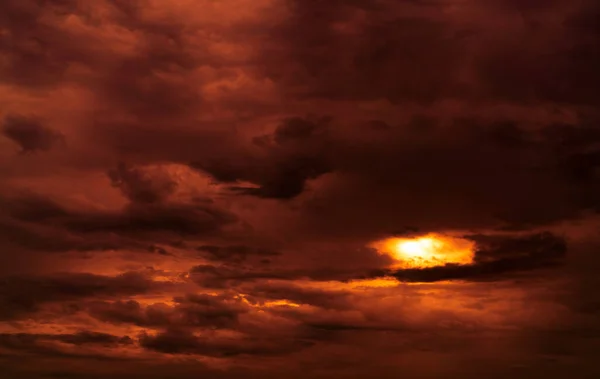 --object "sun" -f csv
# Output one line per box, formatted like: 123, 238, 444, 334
371, 233, 475, 269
